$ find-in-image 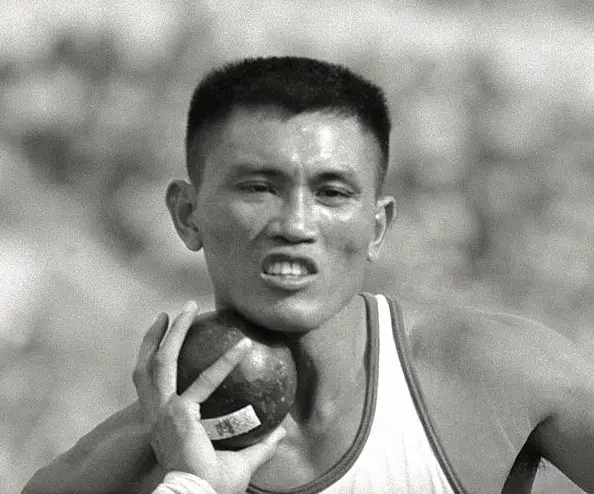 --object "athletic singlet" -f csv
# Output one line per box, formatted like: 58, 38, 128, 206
248, 293, 464, 494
